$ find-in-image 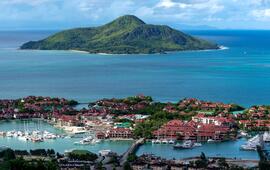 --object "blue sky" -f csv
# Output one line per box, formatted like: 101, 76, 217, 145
1, 0, 270, 30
